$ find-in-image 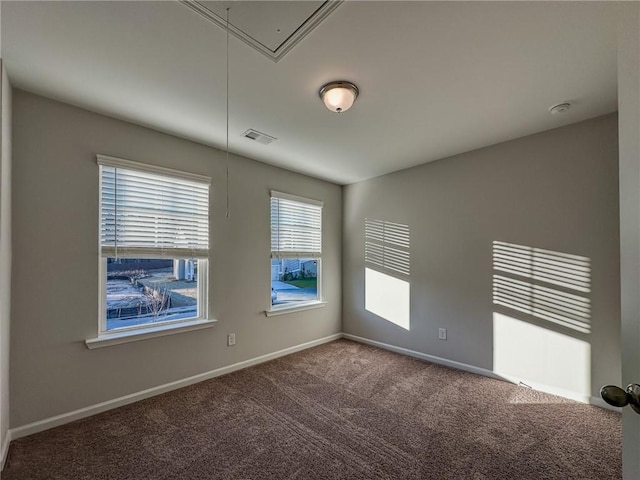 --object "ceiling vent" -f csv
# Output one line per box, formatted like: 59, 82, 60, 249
242, 129, 277, 145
